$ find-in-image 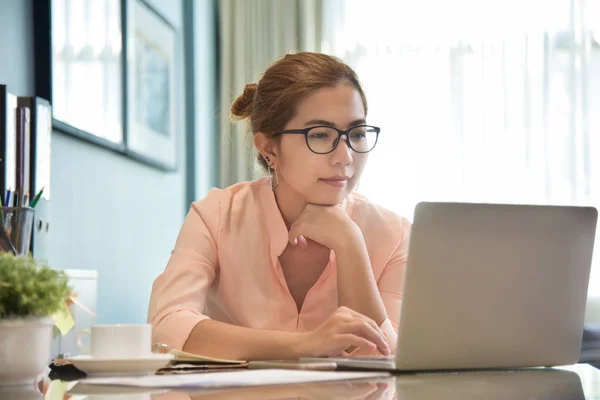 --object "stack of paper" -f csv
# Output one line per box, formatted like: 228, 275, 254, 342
80, 369, 390, 389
